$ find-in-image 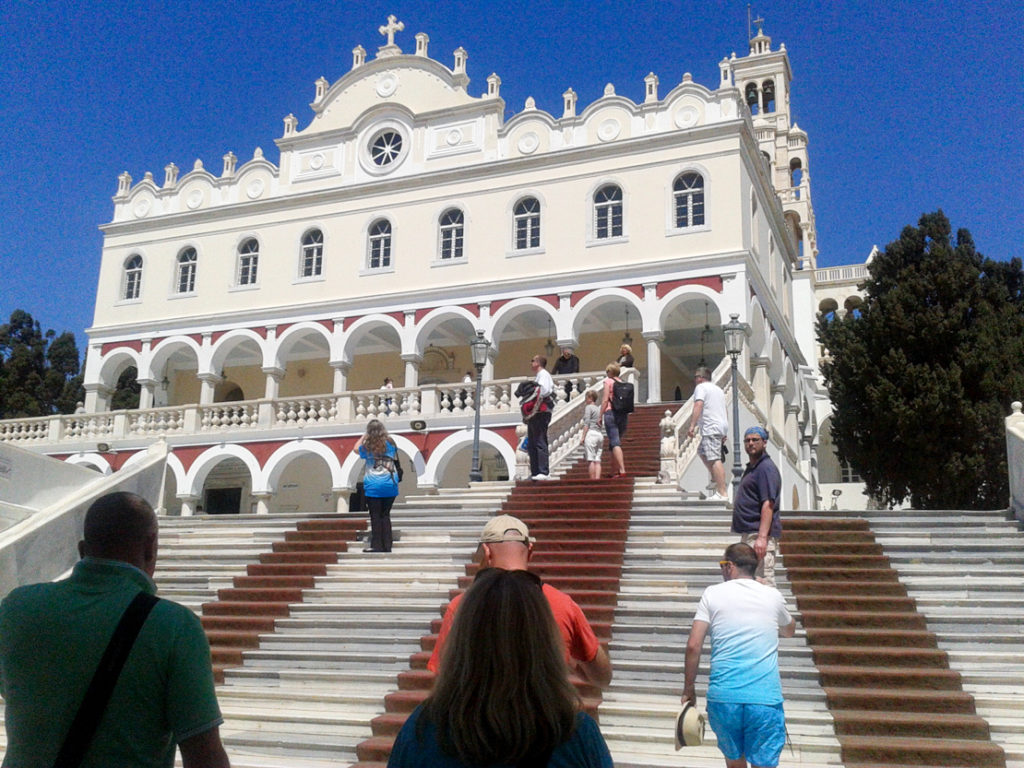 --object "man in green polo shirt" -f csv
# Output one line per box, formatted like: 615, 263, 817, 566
0, 492, 230, 767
